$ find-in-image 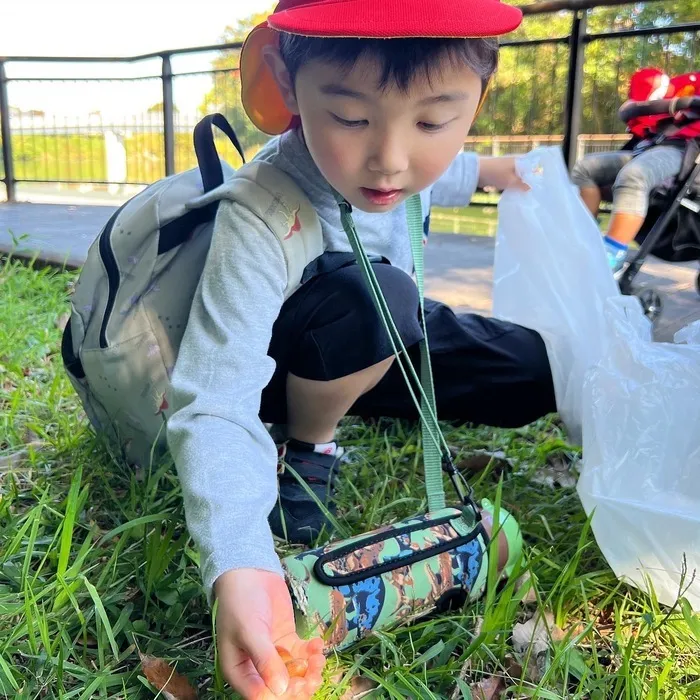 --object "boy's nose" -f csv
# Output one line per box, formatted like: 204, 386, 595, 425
367, 135, 409, 177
